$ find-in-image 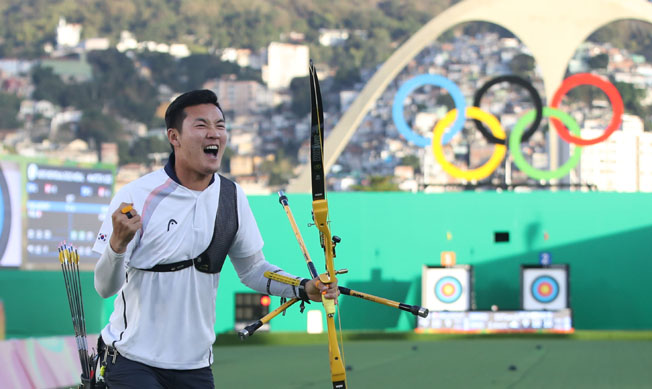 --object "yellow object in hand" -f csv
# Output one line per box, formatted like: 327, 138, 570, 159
121, 205, 134, 219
